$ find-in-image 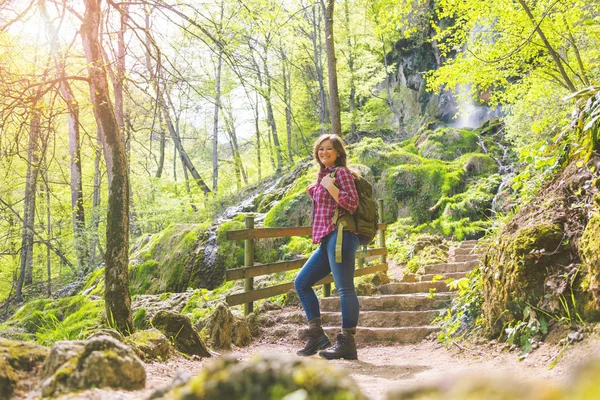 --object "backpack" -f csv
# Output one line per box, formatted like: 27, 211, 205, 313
331, 168, 379, 246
